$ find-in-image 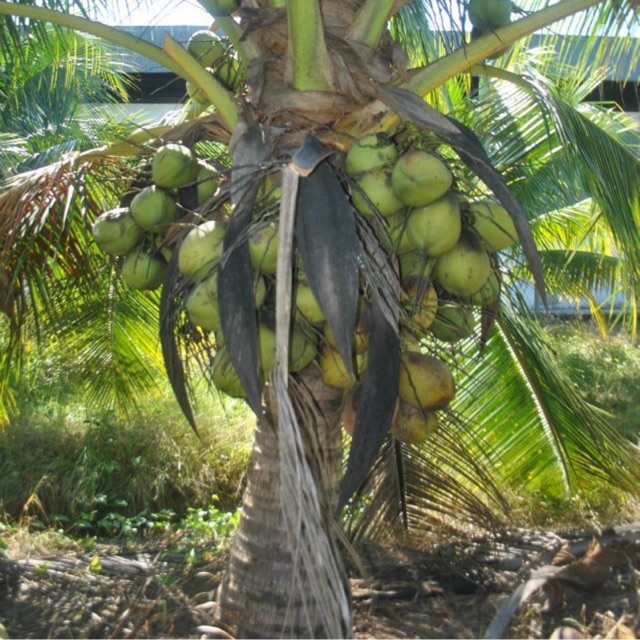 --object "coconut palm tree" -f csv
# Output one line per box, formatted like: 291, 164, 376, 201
0, 0, 639, 637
